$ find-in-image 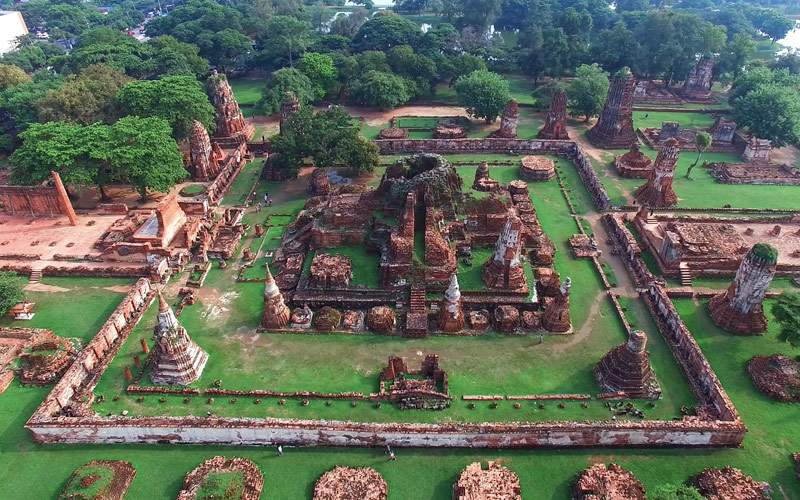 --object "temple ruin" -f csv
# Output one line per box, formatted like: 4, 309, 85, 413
483, 213, 527, 291
377, 355, 450, 409
681, 56, 715, 101
186, 120, 225, 181
261, 264, 291, 330
207, 71, 254, 145
438, 274, 465, 332
633, 137, 680, 207
490, 99, 519, 138
709, 243, 777, 335
614, 144, 652, 178
537, 89, 569, 140
595, 330, 661, 399
541, 276, 571, 332
691, 467, 771, 500
313, 467, 388, 500
588, 68, 637, 149
150, 292, 208, 385
573, 463, 646, 500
